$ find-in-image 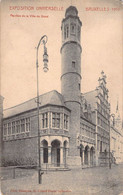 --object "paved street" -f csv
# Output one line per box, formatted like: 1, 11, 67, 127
1, 164, 123, 195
